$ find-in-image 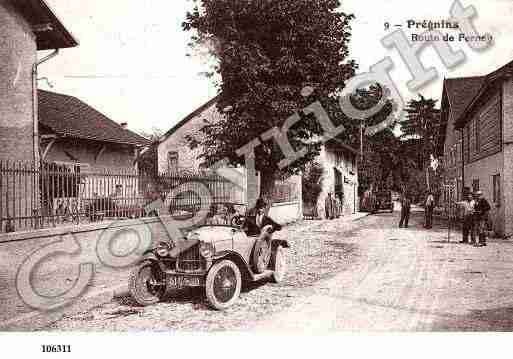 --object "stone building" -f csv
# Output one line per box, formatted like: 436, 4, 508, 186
0, 0, 77, 228
439, 60, 513, 238
0, 0, 78, 164
38, 90, 149, 198
315, 141, 359, 218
